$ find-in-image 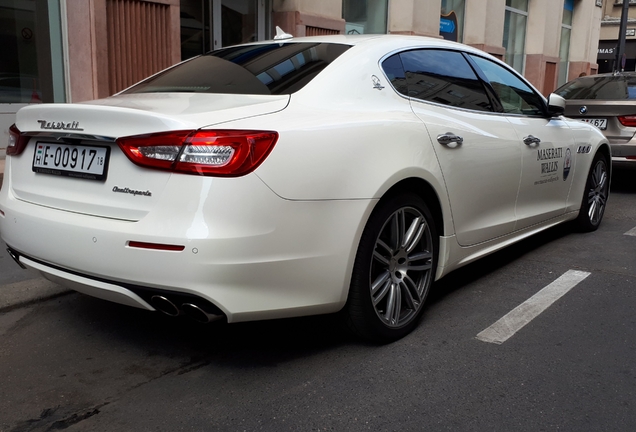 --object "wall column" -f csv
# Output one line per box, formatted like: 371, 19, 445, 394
66, 0, 180, 102
389, 0, 441, 38
568, 1, 603, 78
463, 0, 505, 59
524, 0, 563, 95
